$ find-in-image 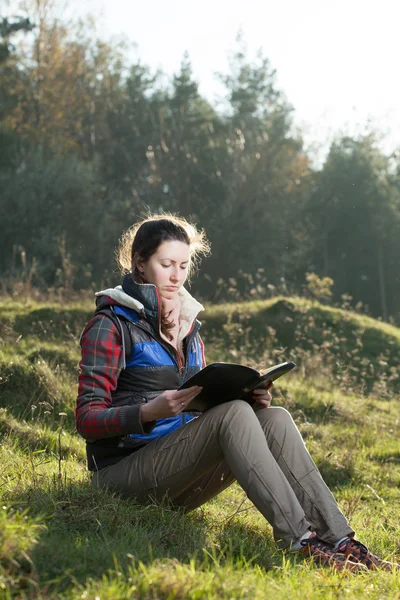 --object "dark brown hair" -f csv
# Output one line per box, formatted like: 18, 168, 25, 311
117, 213, 210, 340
